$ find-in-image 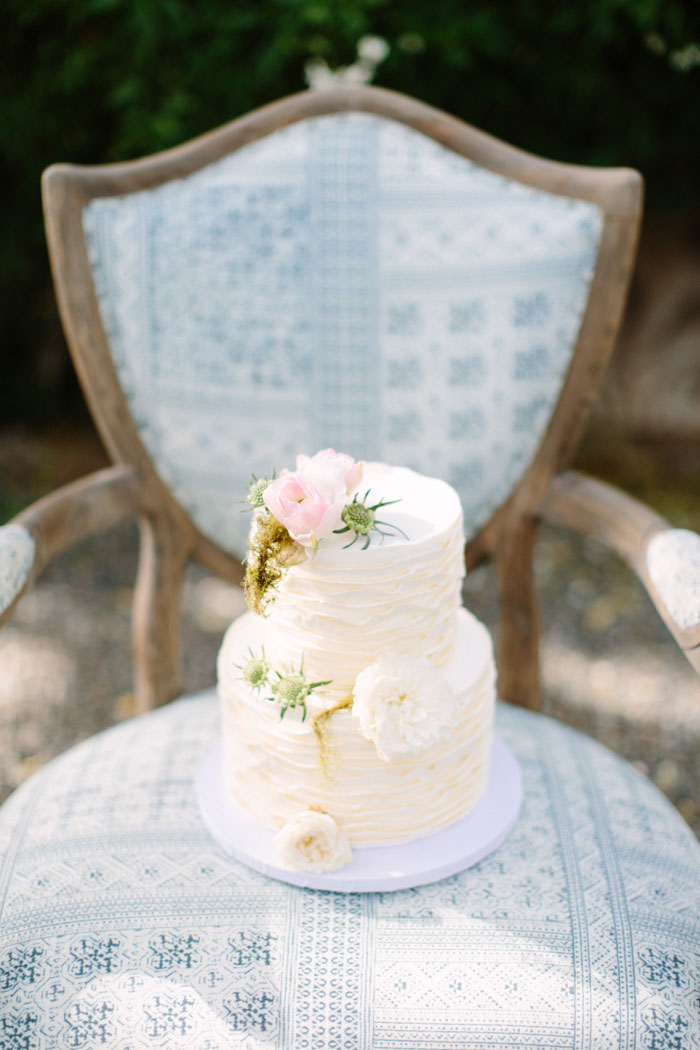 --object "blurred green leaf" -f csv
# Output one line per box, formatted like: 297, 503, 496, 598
1, 0, 699, 423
